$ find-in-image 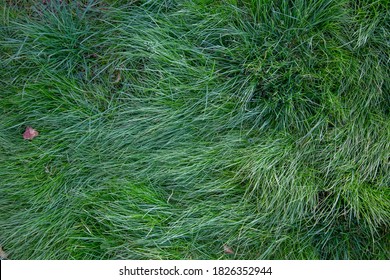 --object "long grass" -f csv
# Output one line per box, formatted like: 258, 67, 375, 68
0, 0, 389, 259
